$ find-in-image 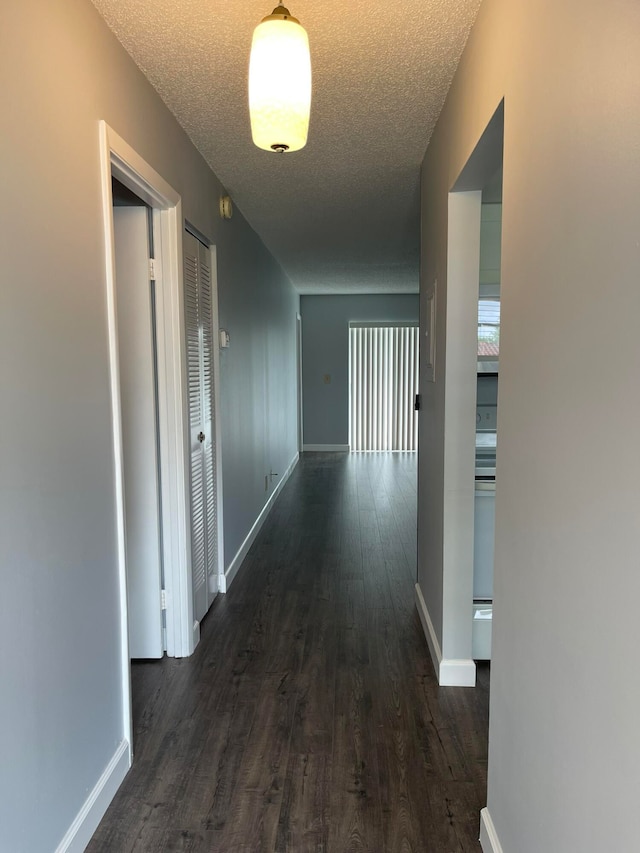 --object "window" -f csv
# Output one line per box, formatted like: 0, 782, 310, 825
478, 299, 500, 357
